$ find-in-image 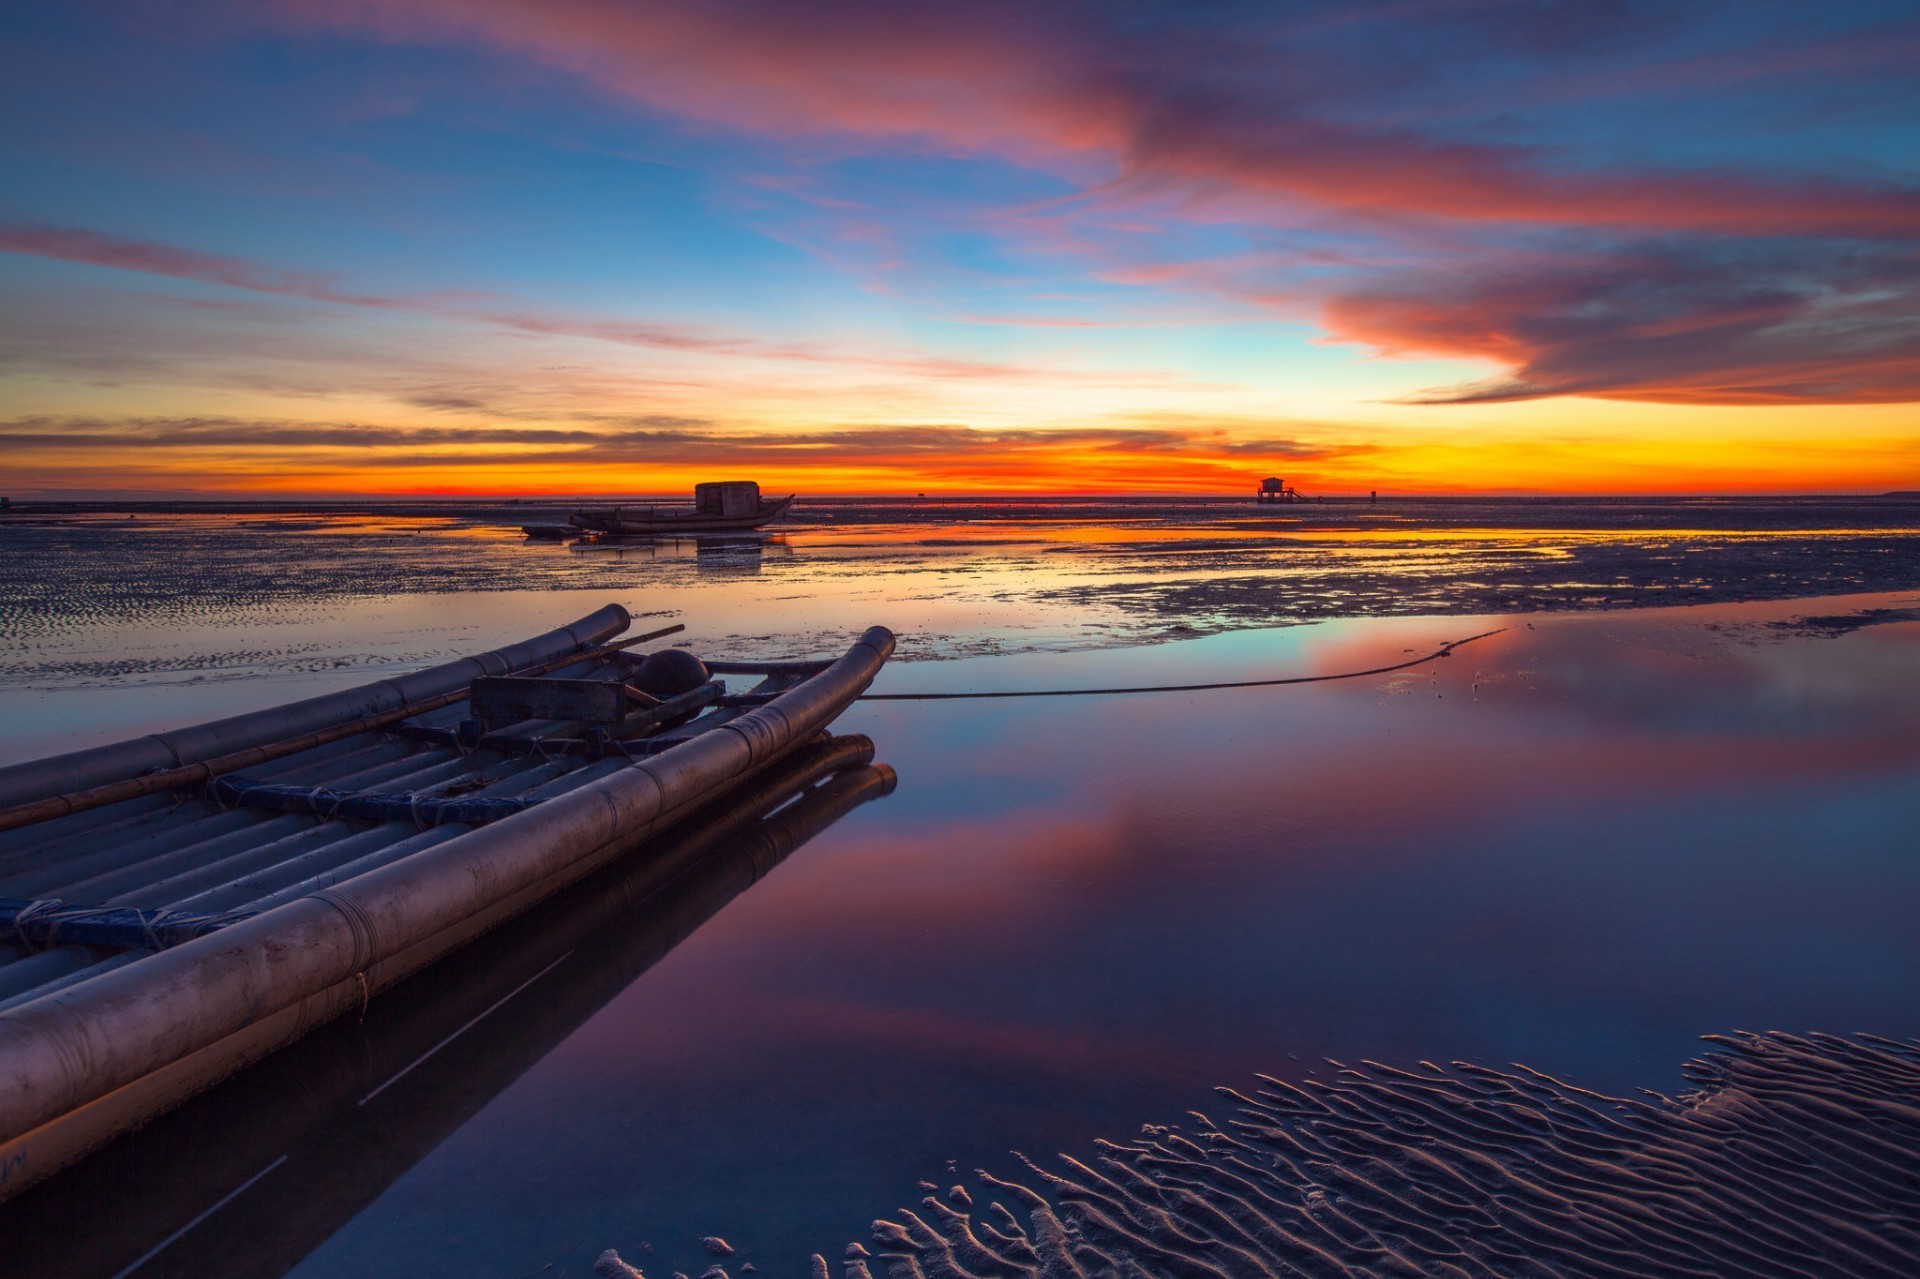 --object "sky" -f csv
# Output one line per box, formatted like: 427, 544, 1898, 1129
2, 0, 1917, 496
